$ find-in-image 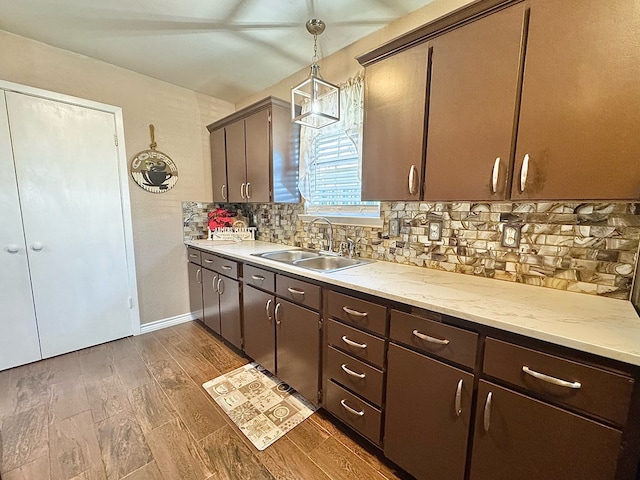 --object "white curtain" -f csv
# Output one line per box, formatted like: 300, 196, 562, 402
298, 73, 364, 202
